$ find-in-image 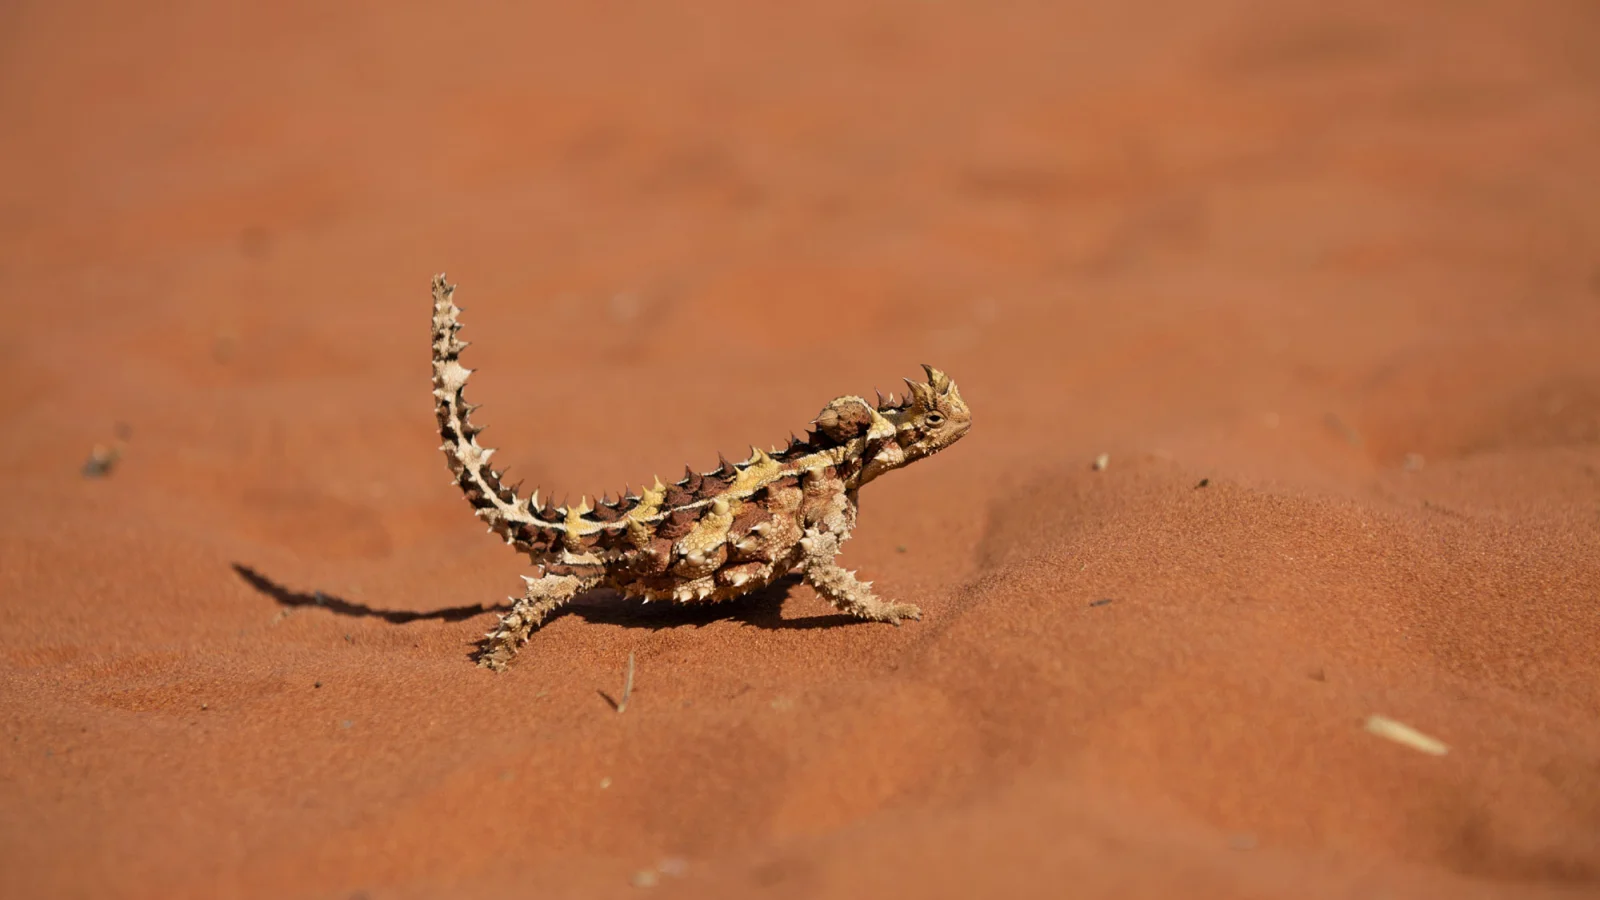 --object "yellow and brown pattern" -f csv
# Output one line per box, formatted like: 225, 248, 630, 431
430, 274, 972, 670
